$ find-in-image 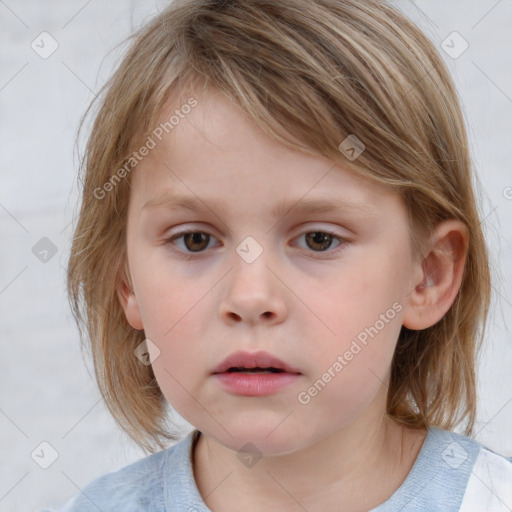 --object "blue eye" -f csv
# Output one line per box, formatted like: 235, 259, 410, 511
166, 230, 347, 259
